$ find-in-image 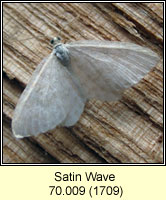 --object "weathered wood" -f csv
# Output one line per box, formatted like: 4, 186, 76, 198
3, 3, 163, 163
3, 118, 58, 163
